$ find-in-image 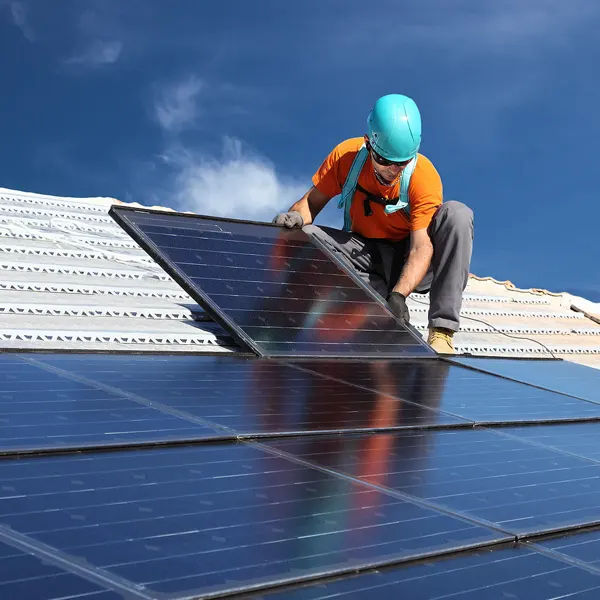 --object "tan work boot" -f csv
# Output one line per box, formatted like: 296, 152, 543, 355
427, 328, 455, 354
